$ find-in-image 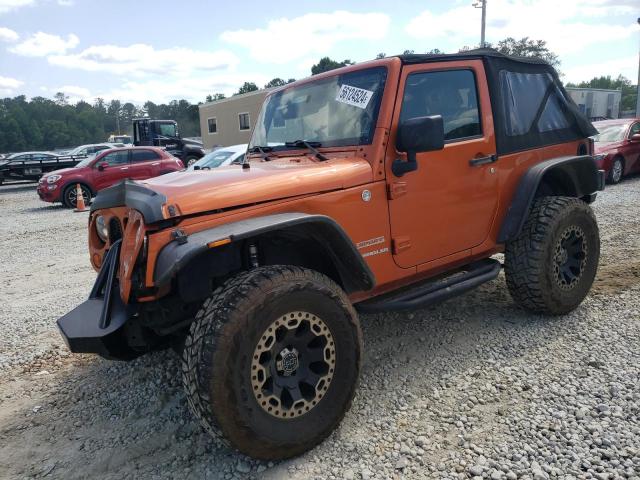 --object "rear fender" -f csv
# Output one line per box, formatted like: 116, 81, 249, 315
498, 155, 604, 243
